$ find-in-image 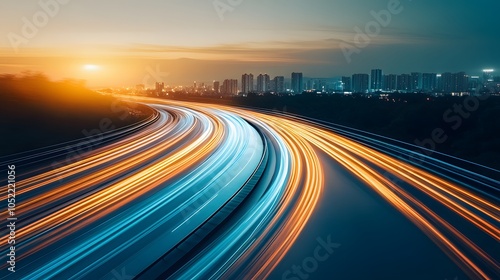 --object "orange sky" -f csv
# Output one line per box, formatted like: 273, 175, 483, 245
1, 0, 498, 87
